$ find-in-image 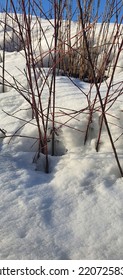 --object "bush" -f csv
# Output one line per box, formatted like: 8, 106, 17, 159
0, 0, 123, 175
